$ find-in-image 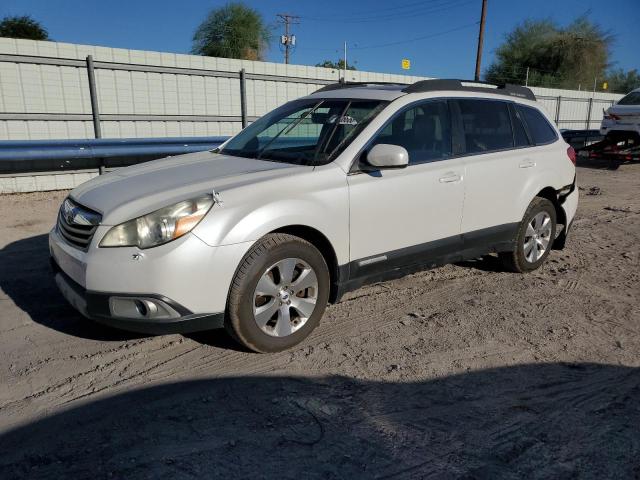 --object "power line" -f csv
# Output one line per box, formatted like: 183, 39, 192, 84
350, 22, 478, 49
302, 0, 475, 24
305, 1, 472, 24
338, 0, 459, 15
